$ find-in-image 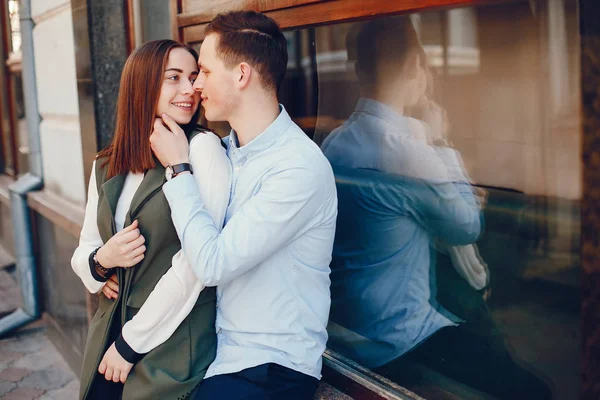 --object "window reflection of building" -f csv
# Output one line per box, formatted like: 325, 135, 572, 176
276, 2, 581, 399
